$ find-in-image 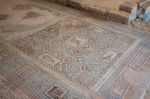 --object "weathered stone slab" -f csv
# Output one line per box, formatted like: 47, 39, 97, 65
107, 9, 132, 24
119, 2, 137, 13
119, 2, 137, 22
